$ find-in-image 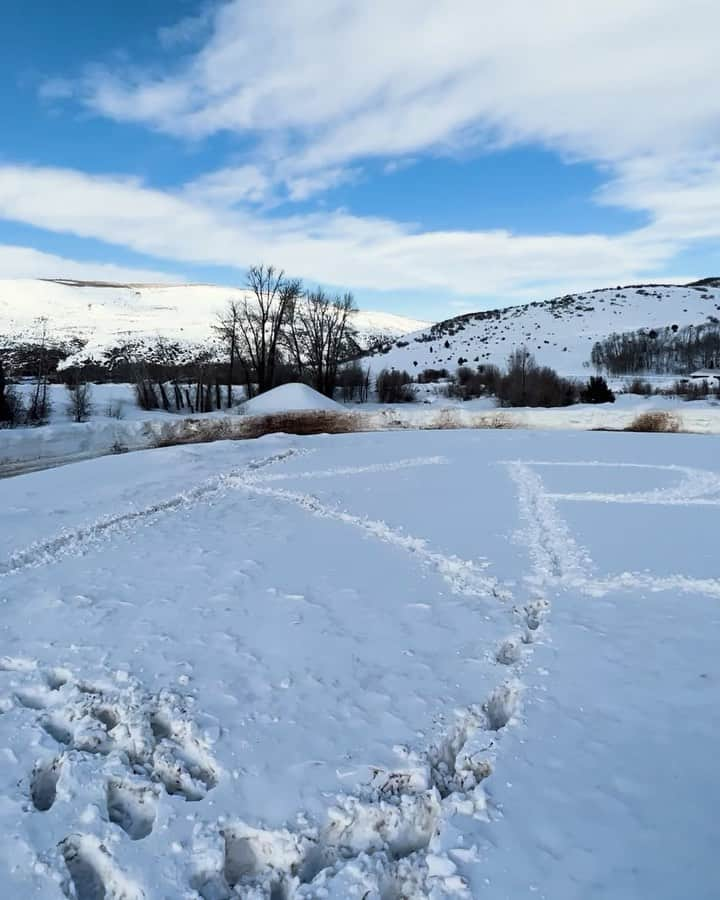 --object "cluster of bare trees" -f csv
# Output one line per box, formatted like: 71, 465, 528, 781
215, 264, 360, 404
1, 263, 366, 428
591, 322, 720, 375
0, 319, 54, 426
496, 347, 577, 407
